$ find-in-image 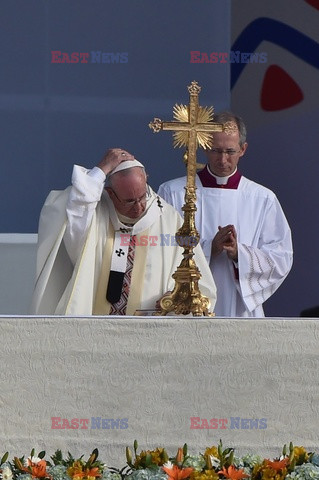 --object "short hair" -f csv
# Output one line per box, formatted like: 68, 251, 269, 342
213, 111, 247, 146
